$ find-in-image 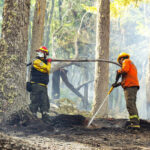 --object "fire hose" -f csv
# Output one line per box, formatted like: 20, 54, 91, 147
27, 59, 121, 67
